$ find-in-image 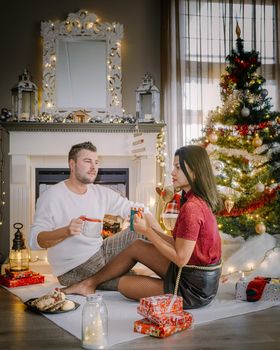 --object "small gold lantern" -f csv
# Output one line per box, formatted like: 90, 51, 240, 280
11, 69, 38, 121
9, 223, 29, 271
